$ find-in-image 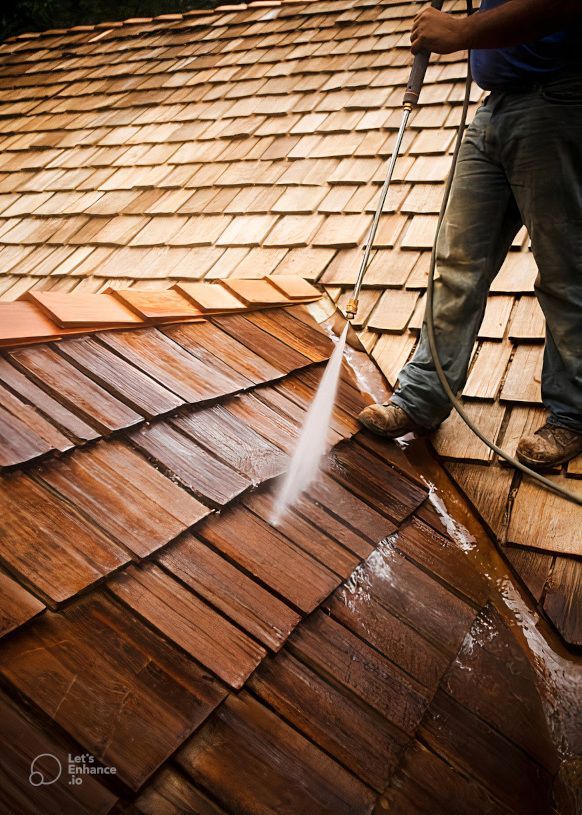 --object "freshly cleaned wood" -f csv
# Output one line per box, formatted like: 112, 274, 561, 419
543, 556, 582, 646
177, 692, 375, 815
9, 345, 142, 434
197, 505, 340, 613
0, 593, 226, 790
130, 421, 250, 507
173, 281, 246, 311
0, 570, 44, 638
249, 650, 407, 791
57, 334, 184, 418
158, 534, 300, 652
38, 440, 209, 558
108, 563, 266, 689
0, 357, 99, 444
0, 473, 129, 604
99, 327, 245, 403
